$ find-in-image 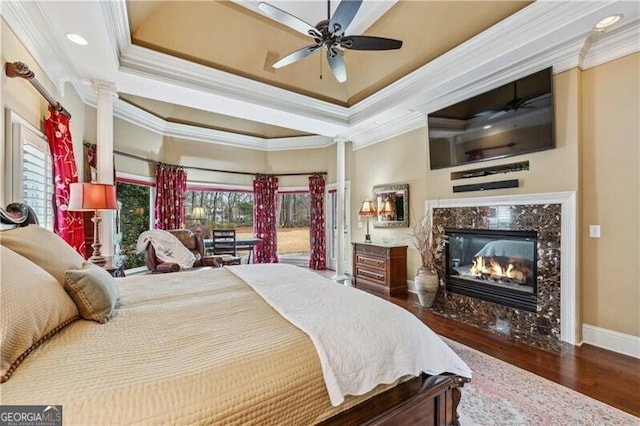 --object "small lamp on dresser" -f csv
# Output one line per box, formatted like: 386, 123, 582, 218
68, 182, 117, 265
358, 199, 377, 243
